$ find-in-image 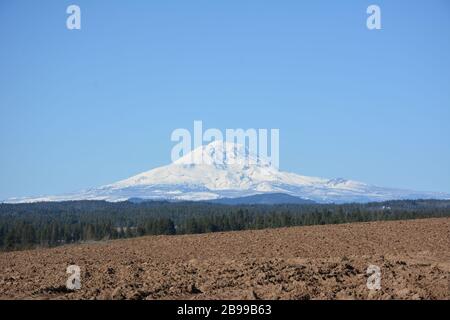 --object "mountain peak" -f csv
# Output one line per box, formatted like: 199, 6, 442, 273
5, 140, 450, 204
173, 140, 272, 168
